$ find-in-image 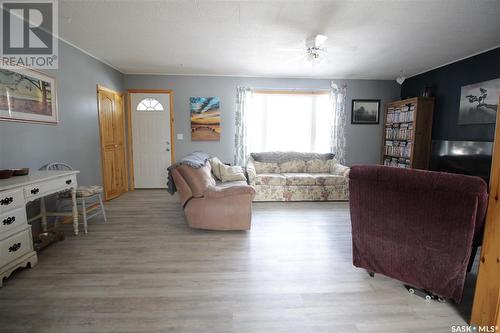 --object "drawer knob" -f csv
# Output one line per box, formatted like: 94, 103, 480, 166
0, 197, 13, 205
30, 188, 40, 195
8, 242, 21, 252
2, 216, 15, 225
66, 179, 72, 185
